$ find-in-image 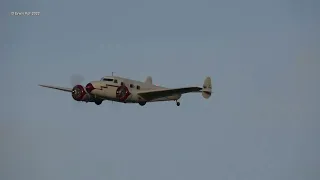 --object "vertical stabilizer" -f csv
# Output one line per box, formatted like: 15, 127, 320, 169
145, 76, 152, 84
202, 76, 212, 99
